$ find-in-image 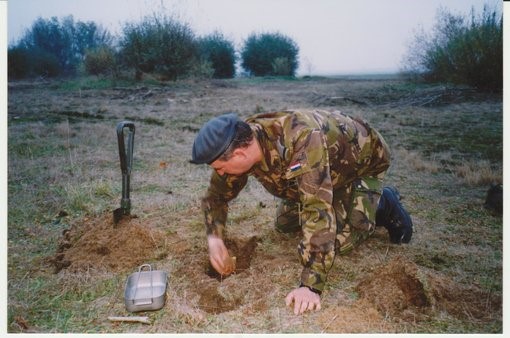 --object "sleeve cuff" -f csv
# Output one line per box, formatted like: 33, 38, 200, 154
299, 283, 322, 295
